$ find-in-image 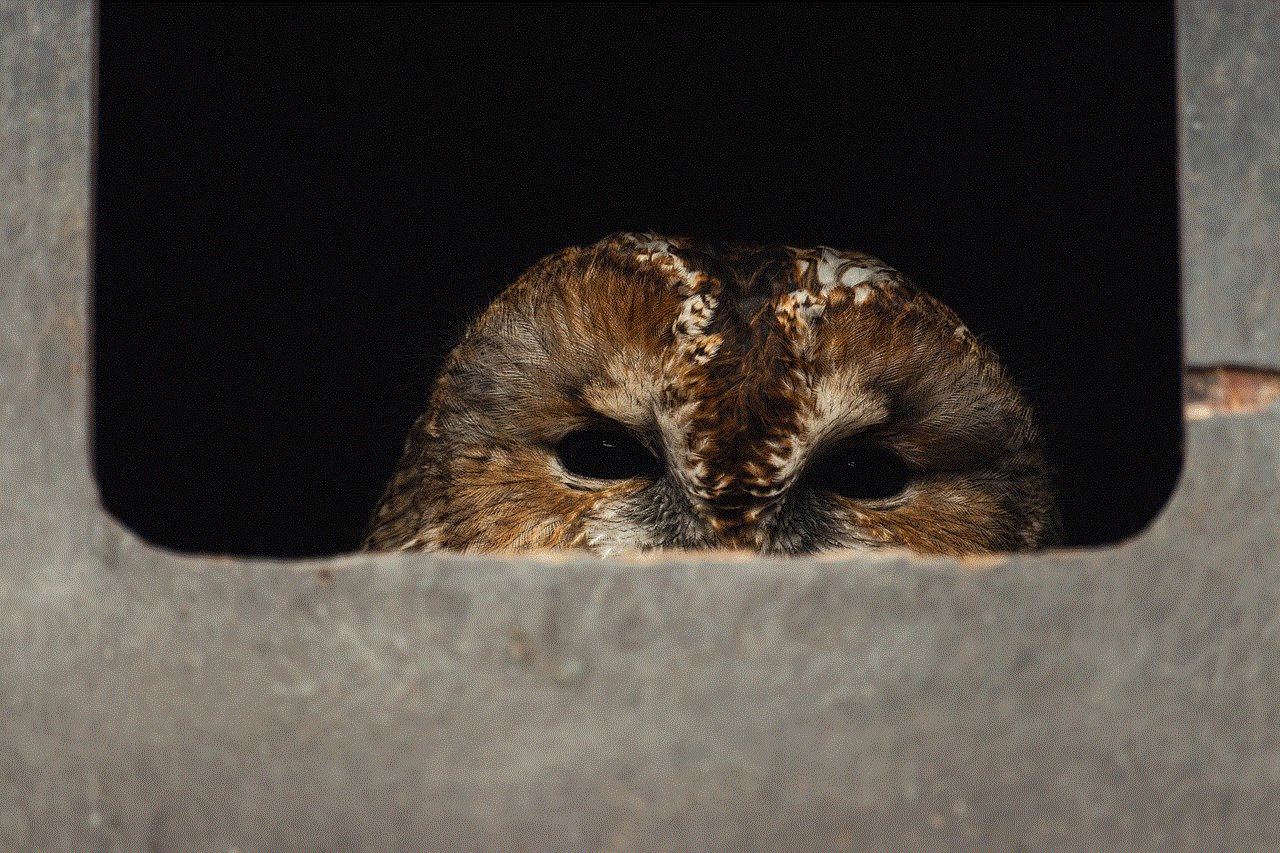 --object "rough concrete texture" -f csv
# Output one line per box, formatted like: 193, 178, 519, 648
1180, 2, 1280, 368
2, 2, 1278, 851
